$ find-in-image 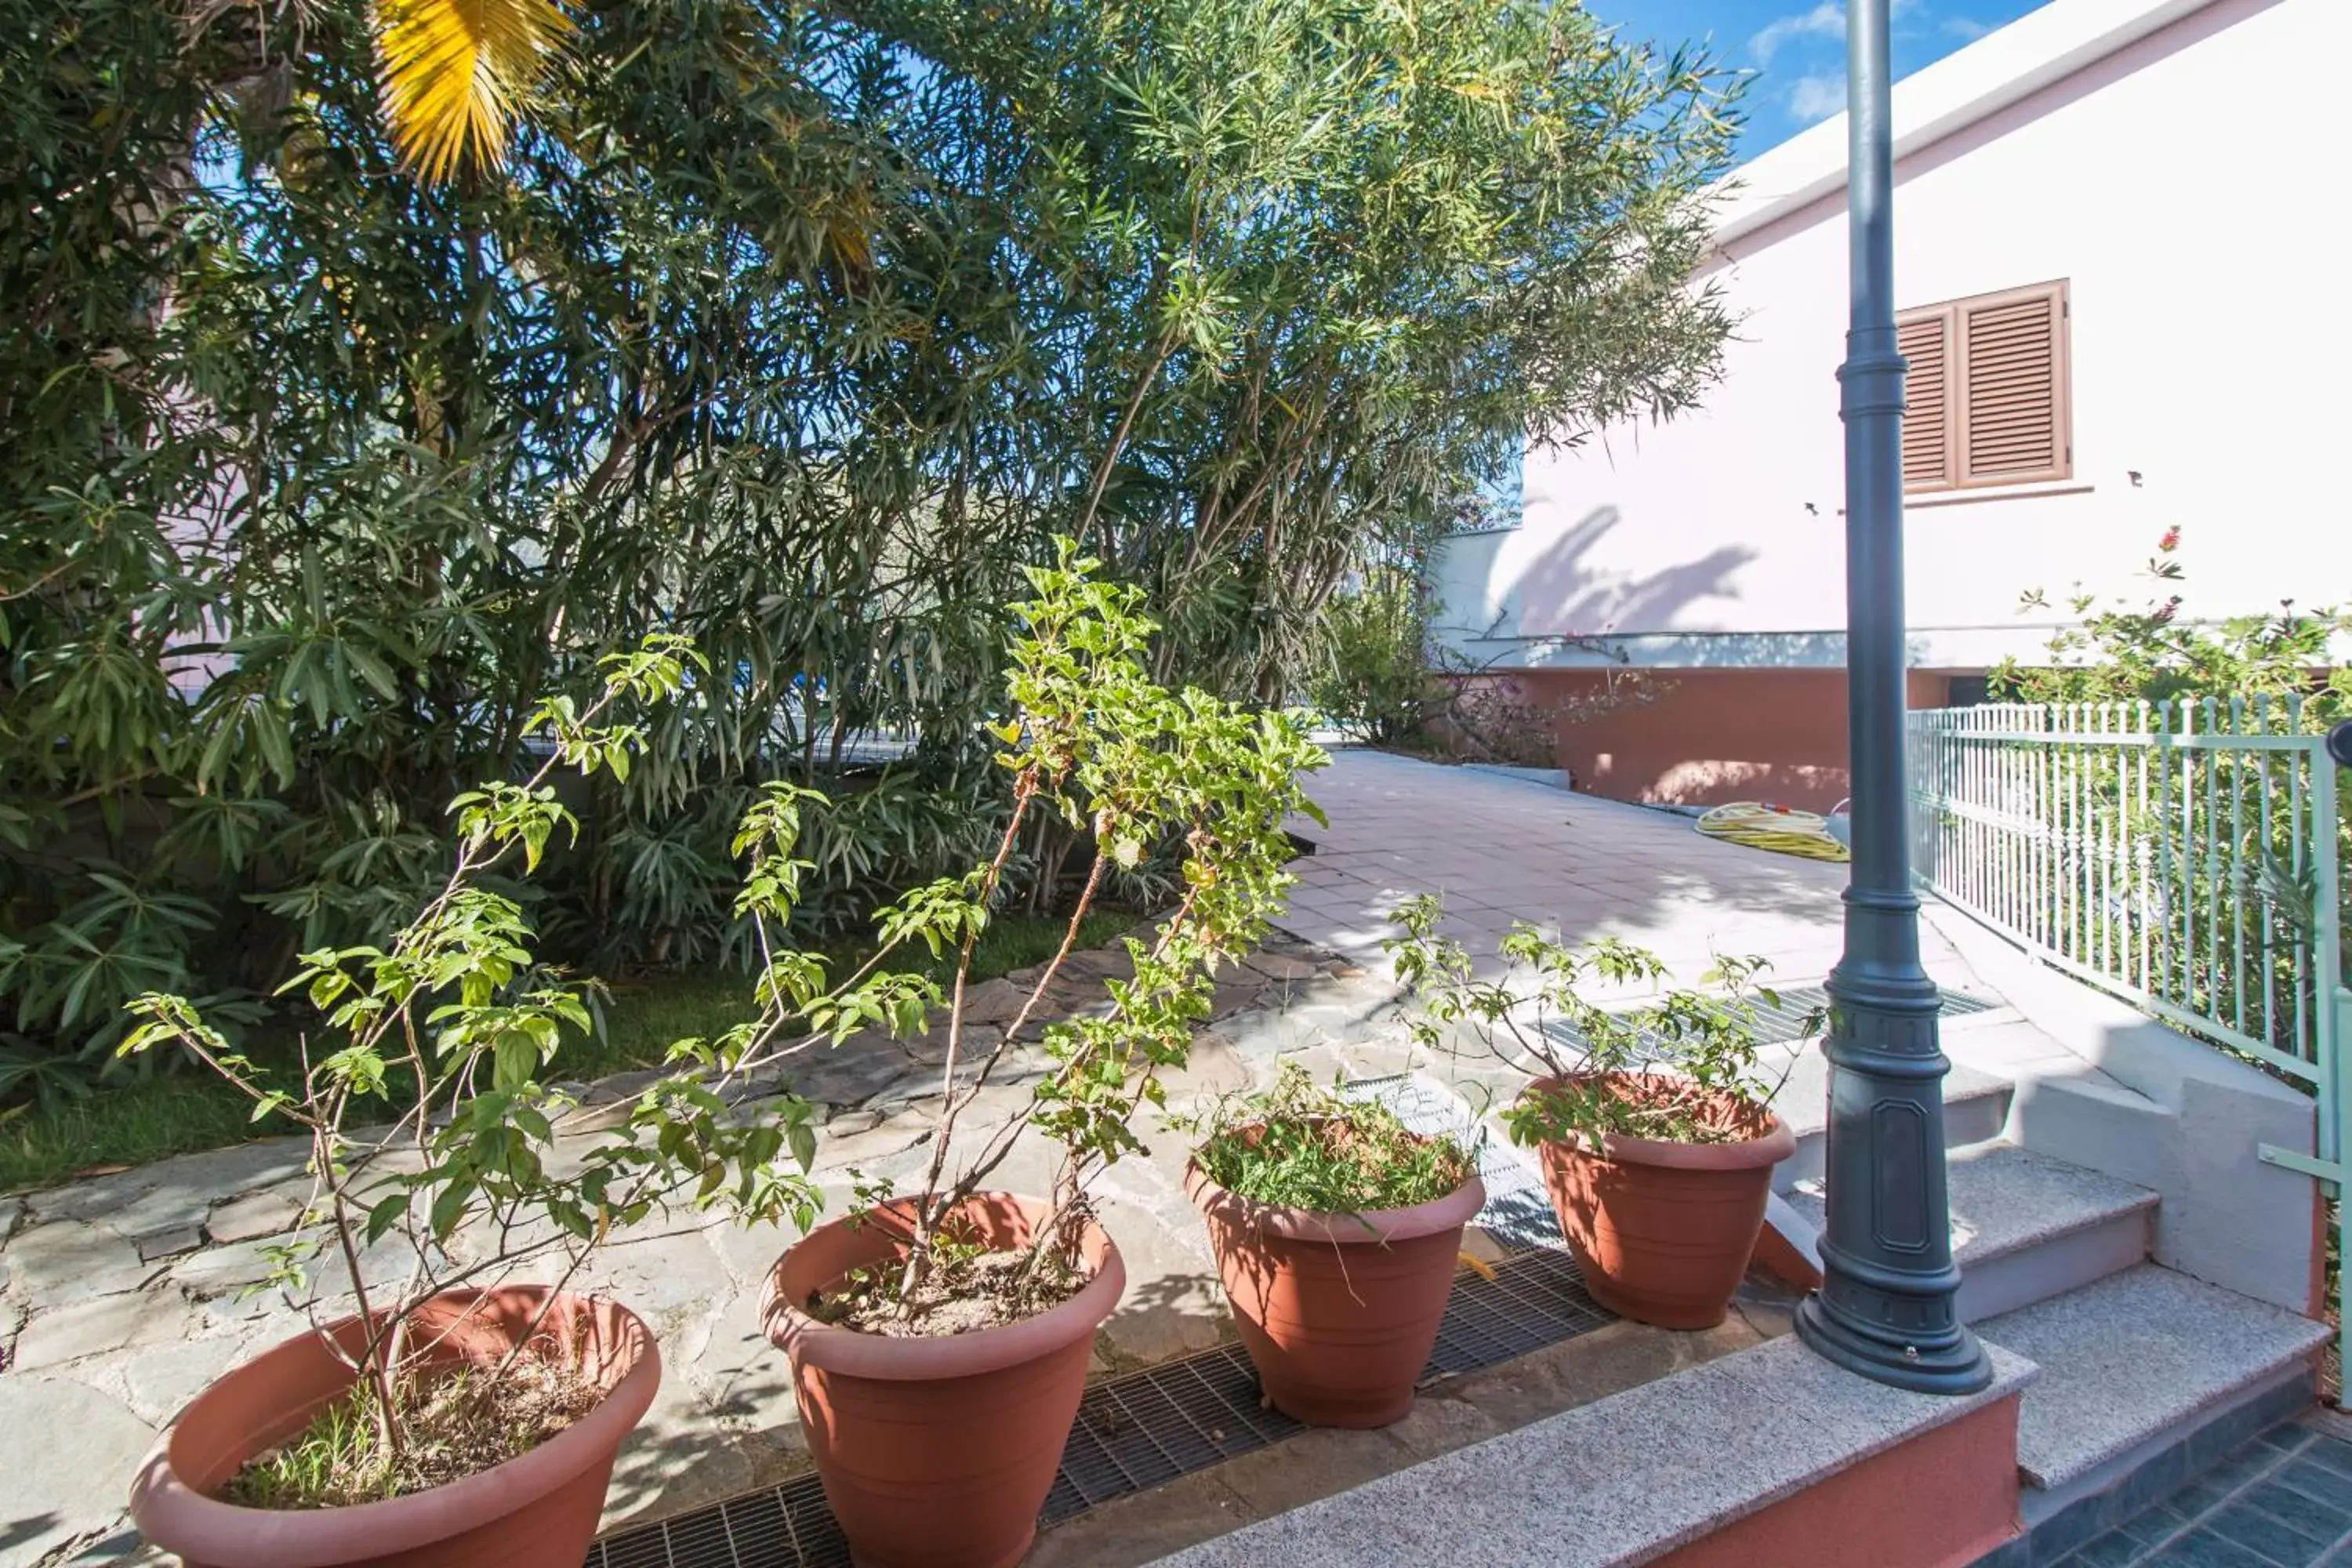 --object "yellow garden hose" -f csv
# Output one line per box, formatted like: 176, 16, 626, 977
1694, 802, 1852, 863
